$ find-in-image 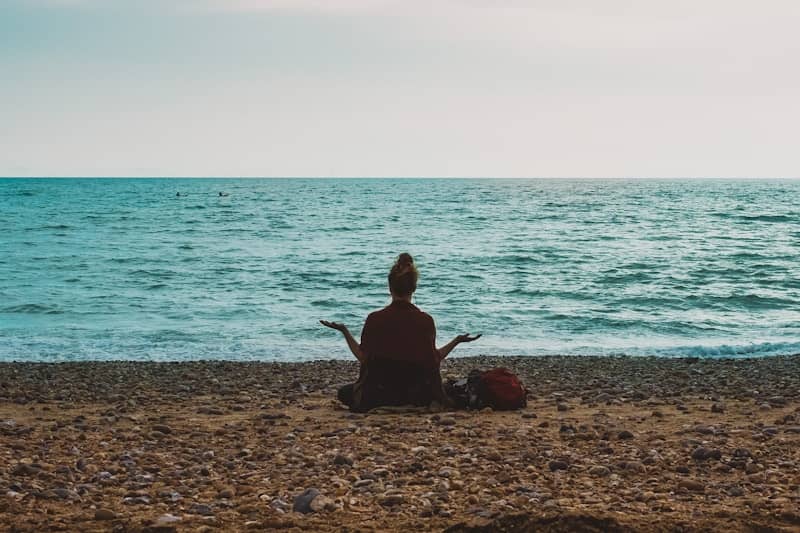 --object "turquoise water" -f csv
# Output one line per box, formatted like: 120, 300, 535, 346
1, 178, 799, 361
